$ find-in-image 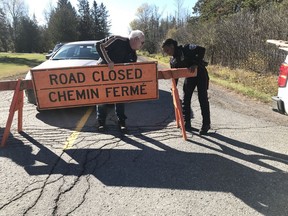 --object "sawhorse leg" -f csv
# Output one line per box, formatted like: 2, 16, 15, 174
1, 80, 23, 147
171, 79, 187, 140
